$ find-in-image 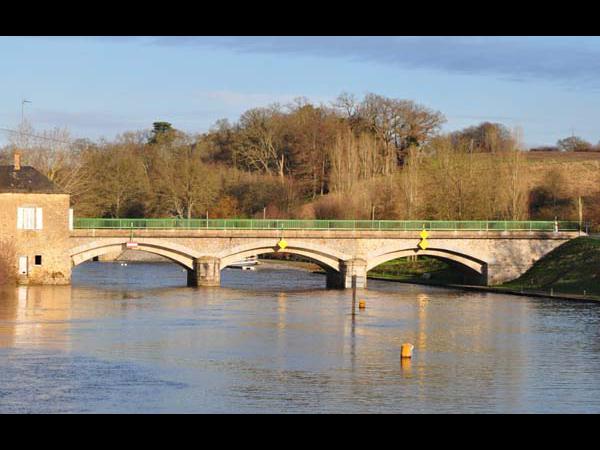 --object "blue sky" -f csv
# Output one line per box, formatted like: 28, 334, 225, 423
1, 36, 599, 147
